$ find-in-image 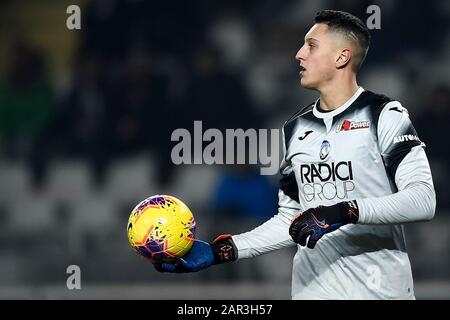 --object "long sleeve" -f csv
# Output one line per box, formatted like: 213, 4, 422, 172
357, 101, 436, 224
232, 127, 299, 259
